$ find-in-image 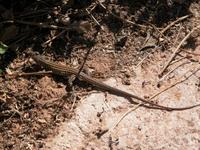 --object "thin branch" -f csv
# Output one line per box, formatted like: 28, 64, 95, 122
150, 66, 200, 100
85, 8, 104, 30
6, 71, 52, 78
96, 0, 147, 29
1, 20, 81, 31
109, 103, 142, 132
161, 15, 191, 34
159, 25, 200, 77
42, 30, 67, 46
